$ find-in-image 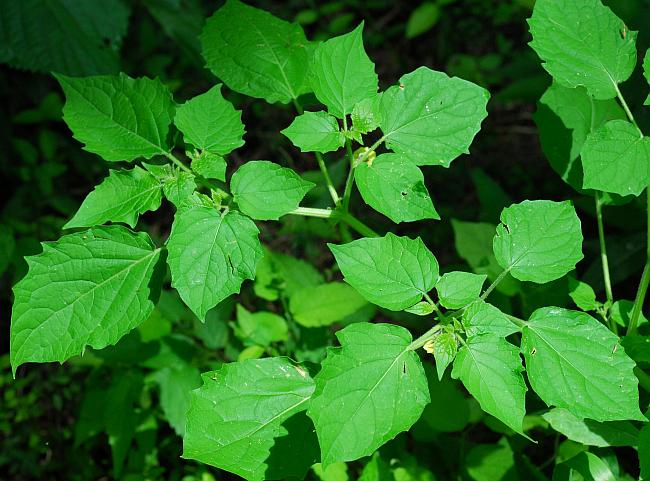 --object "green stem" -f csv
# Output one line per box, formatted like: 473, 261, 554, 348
315, 152, 341, 205
289, 206, 334, 218
162, 151, 193, 175
506, 314, 527, 329
340, 213, 379, 238
480, 269, 510, 301
407, 324, 443, 351
629, 261, 650, 335
614, 84, 643, 137
595, 193, 614, 306
342, 136, 356, 212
